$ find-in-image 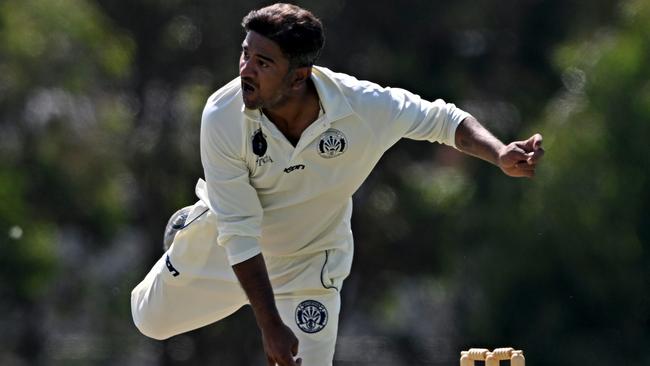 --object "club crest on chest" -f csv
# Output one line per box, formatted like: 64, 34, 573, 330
317, 128, 347, 159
